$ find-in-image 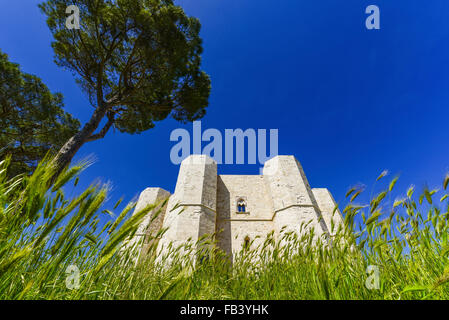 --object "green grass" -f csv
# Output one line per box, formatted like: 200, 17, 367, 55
1, 156, 449, 300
